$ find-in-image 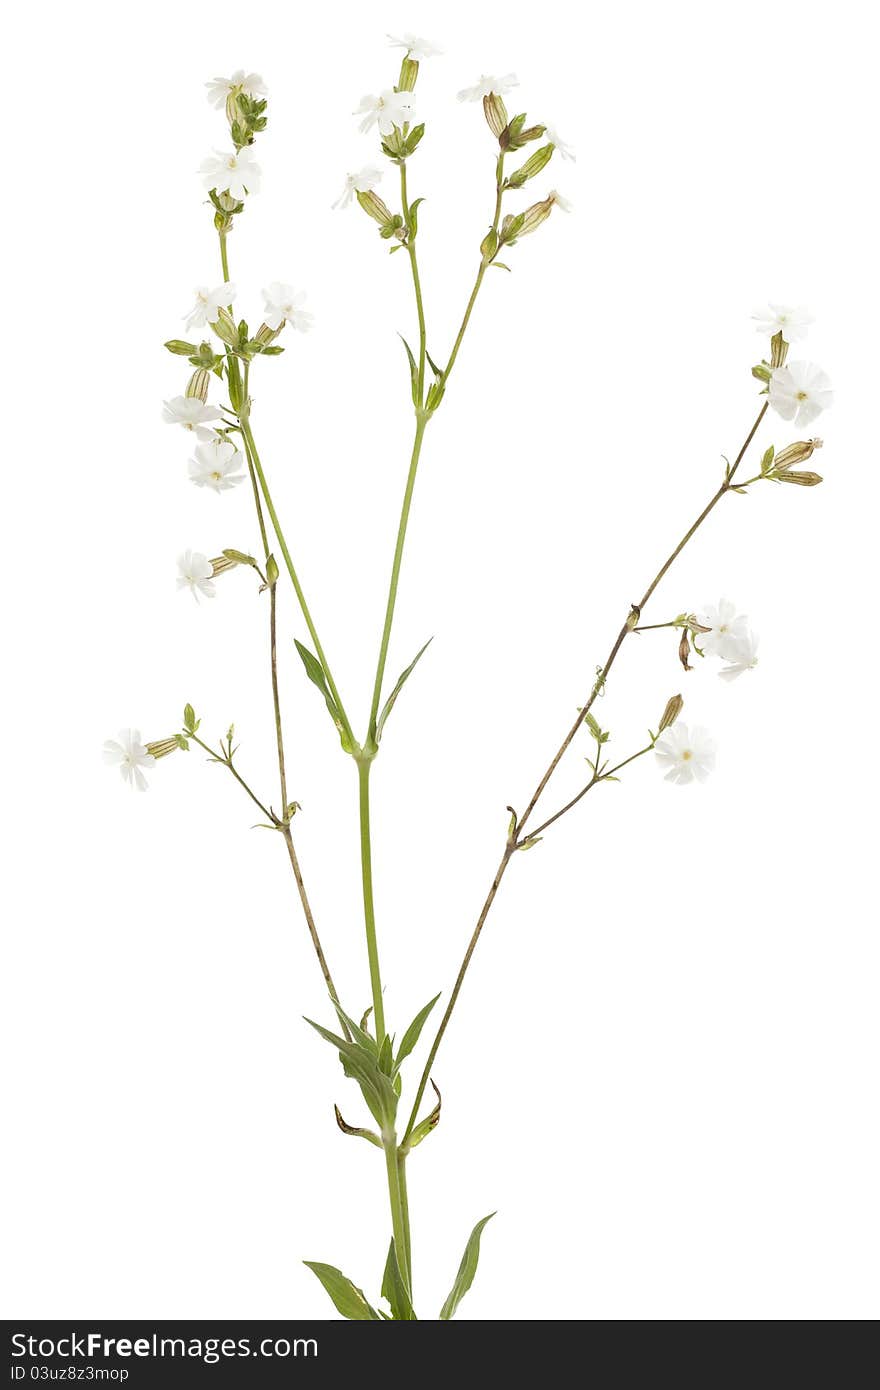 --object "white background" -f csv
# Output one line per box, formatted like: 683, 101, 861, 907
3, 0, 878, 1321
